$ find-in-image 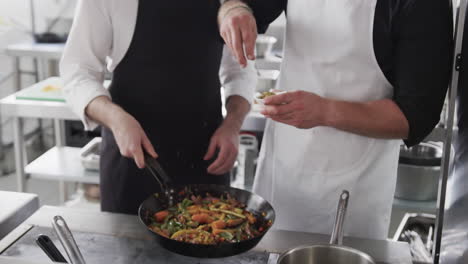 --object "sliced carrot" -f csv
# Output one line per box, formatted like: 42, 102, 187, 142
187, 205, 201, 211
246, 214, 257, 224
226, 218, 244, 227
154, 210, 169, 222
191, 213, 214, 224
188, 209, 200, 215
212, 220, 226, 230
